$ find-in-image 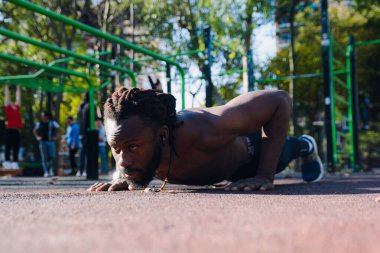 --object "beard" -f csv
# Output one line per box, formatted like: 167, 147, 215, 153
125, 143, 162, 189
